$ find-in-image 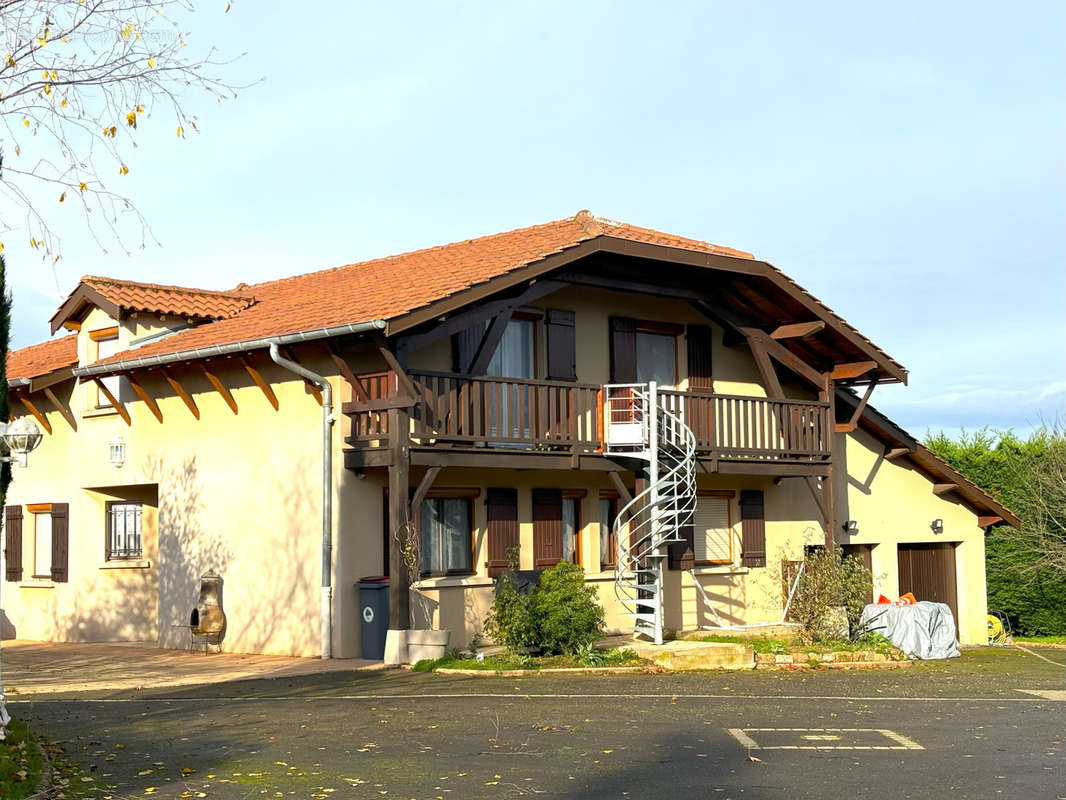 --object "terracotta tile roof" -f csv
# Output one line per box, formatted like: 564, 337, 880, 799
6, 334, 78, 381
69, 210, 901, 377
81, 276, 255, 319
